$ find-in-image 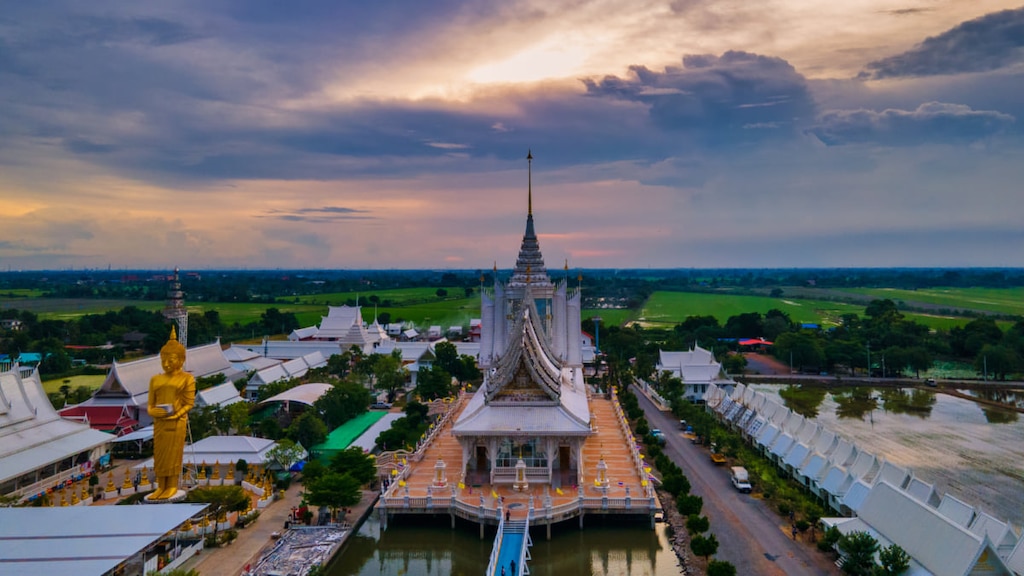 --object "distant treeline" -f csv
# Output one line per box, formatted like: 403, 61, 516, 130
2, 268, 1022, 304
